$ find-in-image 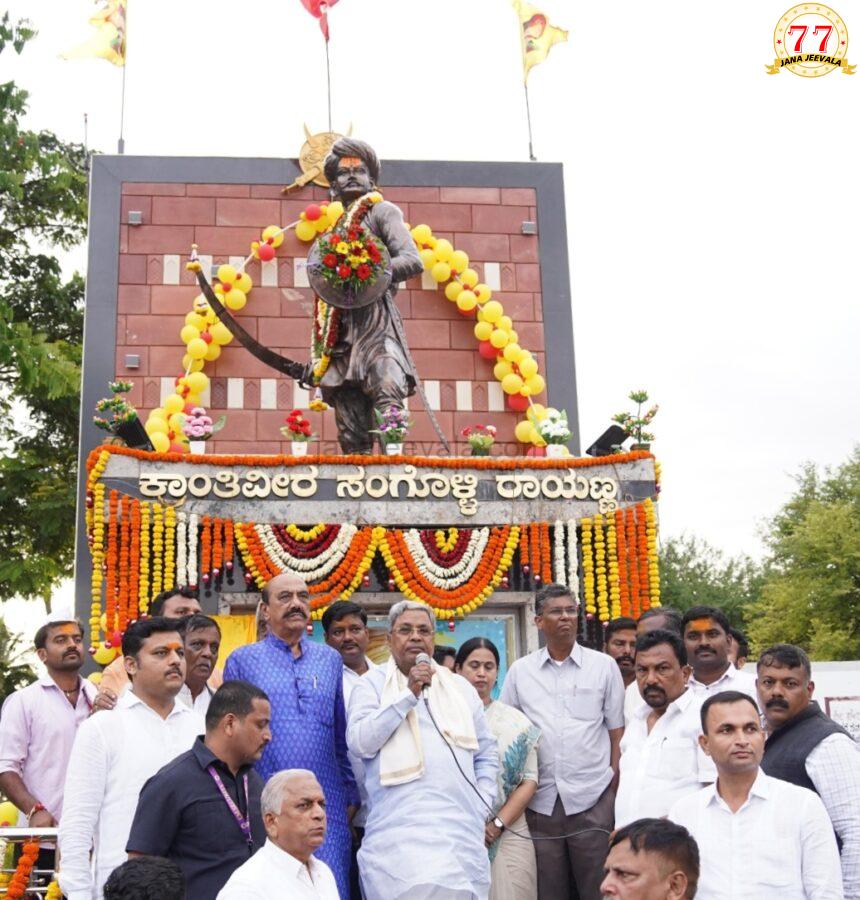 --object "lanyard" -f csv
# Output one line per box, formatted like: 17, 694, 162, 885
207, 765, 253, 851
